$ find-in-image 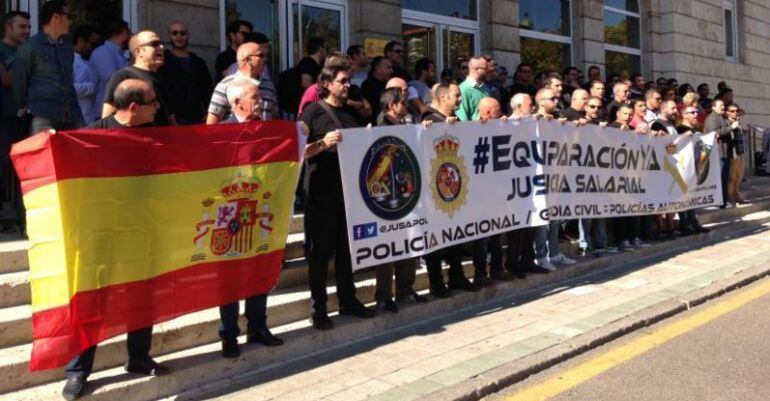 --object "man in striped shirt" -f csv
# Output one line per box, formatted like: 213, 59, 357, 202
206, 41, 273, 124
